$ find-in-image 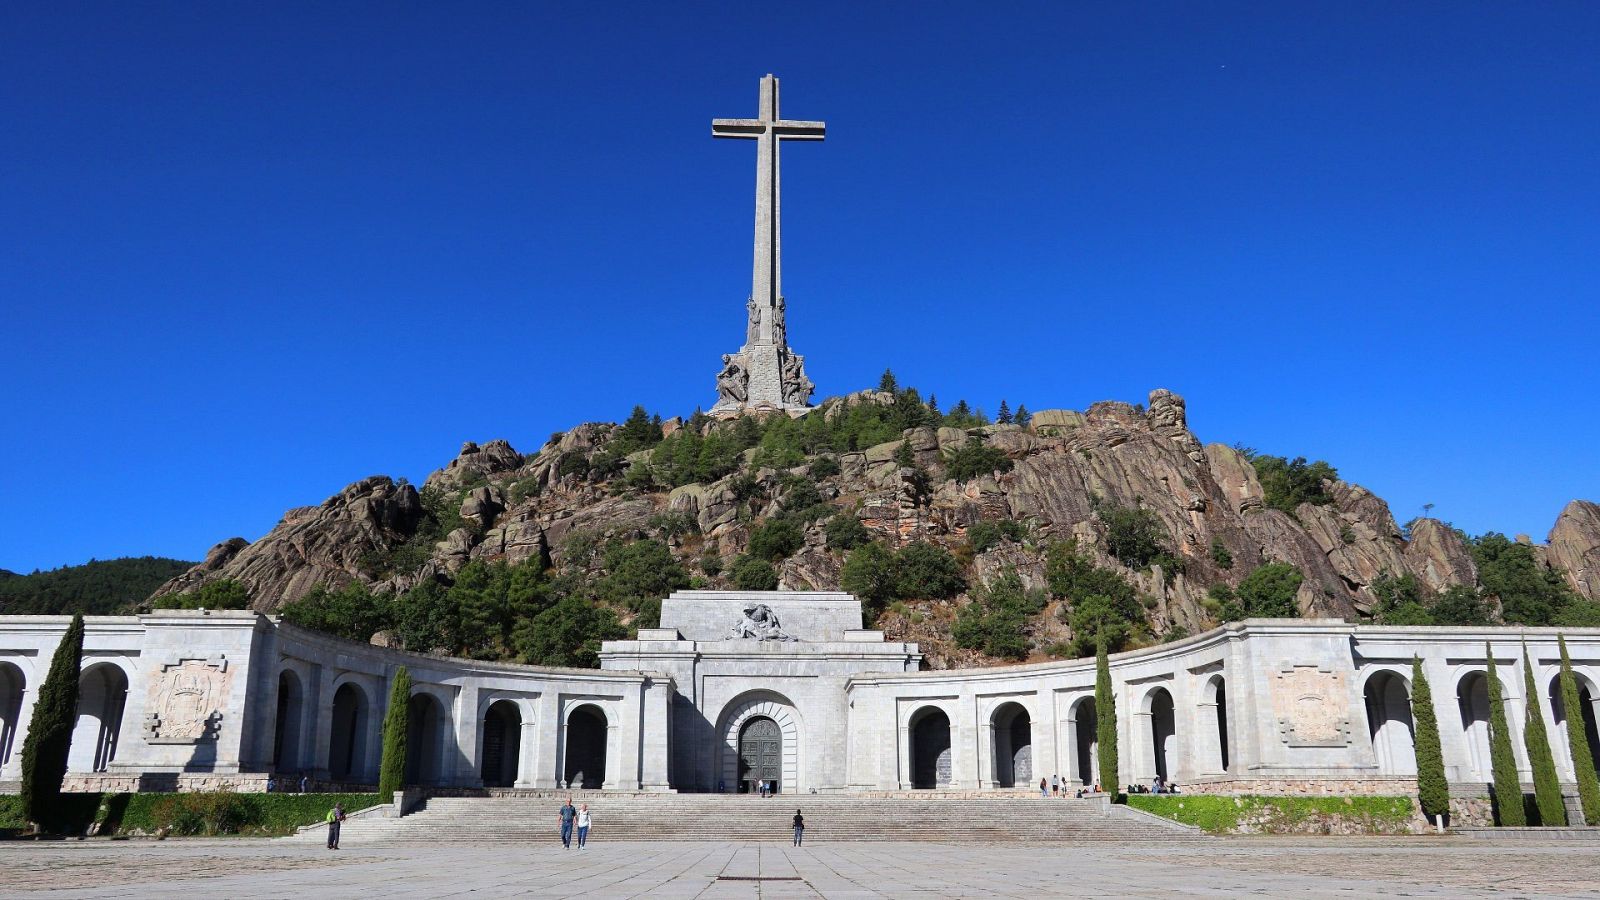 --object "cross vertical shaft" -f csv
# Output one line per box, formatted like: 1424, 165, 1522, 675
710, 75, 824, 415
